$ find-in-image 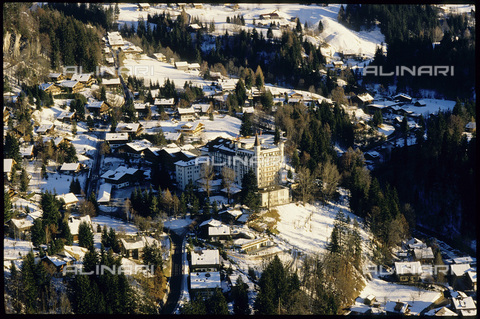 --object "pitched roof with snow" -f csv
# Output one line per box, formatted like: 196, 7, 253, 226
395, 261, 422, 275
199, 218, 223, 228
190, 271, 221, 290
208, 225, 231, 236
97, 183, 112, 203
191, 249, 220, 267
60, 163, 80, 171
56, 193, 79, 205
450, 263, 472, 277
4, 159, 14, 173
68, 215, 91, 236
